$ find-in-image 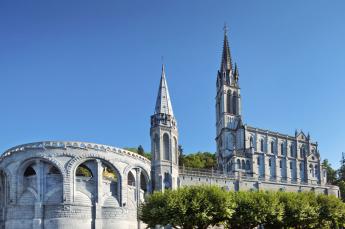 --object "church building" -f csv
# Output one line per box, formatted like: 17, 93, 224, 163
0, 29, 339, 229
